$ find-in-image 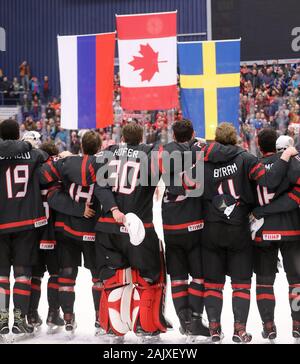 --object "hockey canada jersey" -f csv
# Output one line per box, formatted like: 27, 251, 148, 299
40, 155, 99, 242
160, 140, 204, 235
195, 143, 289, 225
0, 147, 48, 234
253, 153, 300, 243
94, 143, 156, 234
